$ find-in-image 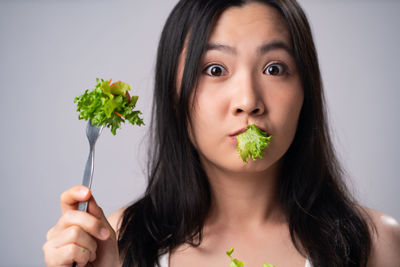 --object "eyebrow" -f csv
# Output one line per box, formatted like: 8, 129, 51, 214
205, 40, 293, 56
